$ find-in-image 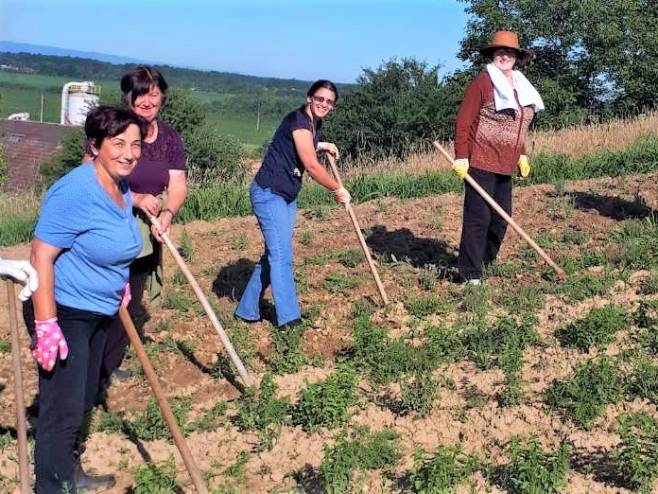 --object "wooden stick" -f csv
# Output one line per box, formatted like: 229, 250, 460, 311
119, 306, 209, 494
325, 154, 390, 305
6, 280, 30, 494
148, 216, 250, 385
433, 141, 566, 280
